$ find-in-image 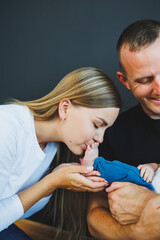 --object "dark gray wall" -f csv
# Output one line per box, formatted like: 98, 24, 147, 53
1, 0, 160, 112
